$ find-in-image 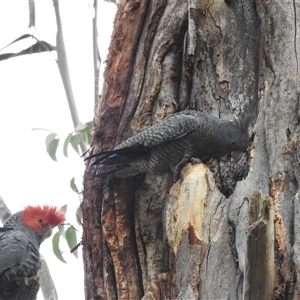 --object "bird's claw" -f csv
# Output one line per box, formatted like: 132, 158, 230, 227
190, 157, 202, 165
